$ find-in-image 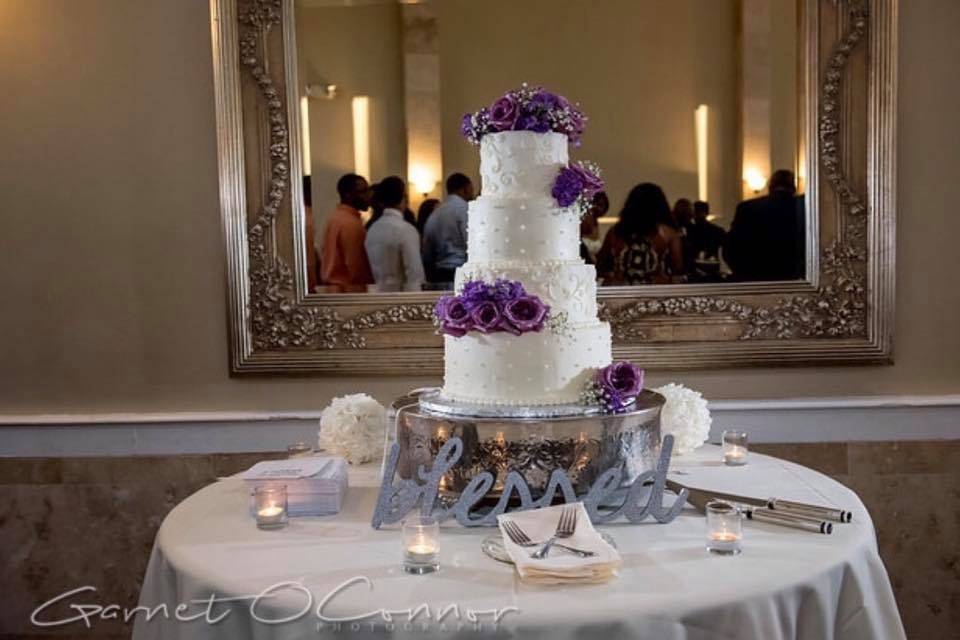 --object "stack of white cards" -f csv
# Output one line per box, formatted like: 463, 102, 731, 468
242, 457, 348, 516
